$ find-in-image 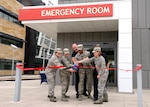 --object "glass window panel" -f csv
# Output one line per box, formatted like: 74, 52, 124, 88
0, 11, 3, 17
41, 48, 48, 57
9, 16, 14, 21
0, 35, 23, 48
0, 6, 23, 26
51, 42, 56, 49
49, 49, 54, 55
0, 59, 22, 70
13, 18, 18, 23
36, 33, 39, 42
36, 46, 41, 56
44, 38, 50, 47
3, 14, 9, 20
